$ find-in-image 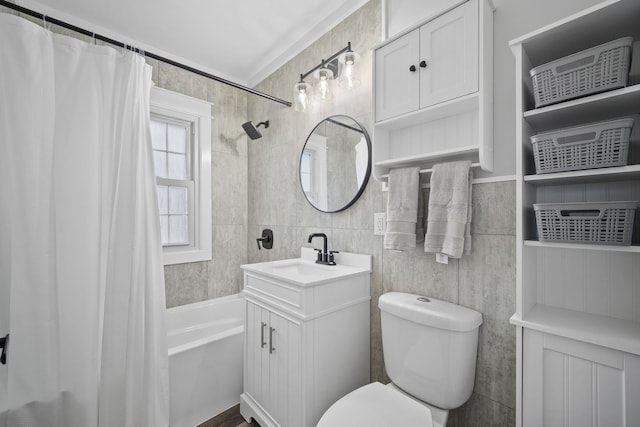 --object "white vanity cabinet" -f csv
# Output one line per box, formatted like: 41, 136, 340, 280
375, 0, 478, 121
510, 1, 640, 426
372, 0, 493, 181
240, 249, 371, 427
